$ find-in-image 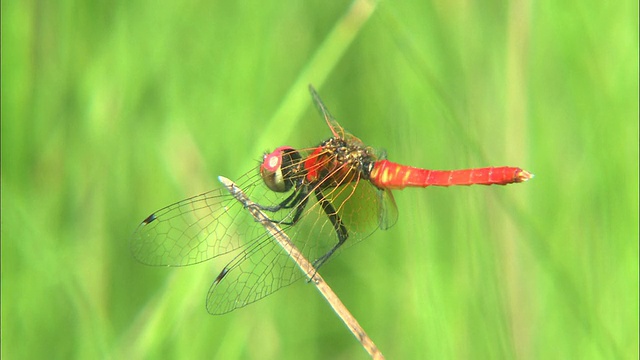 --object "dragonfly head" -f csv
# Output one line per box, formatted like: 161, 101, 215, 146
260, 146, 302, 192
